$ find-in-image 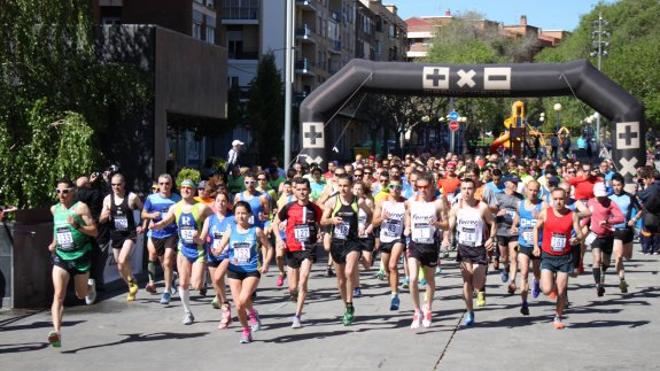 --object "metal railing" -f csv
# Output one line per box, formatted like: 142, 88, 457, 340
222, 6, 258, 20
